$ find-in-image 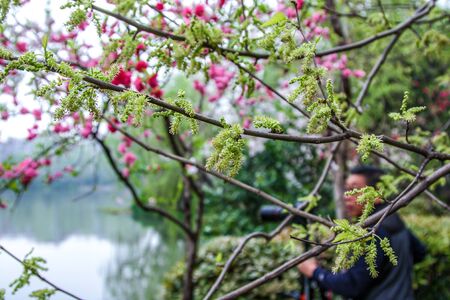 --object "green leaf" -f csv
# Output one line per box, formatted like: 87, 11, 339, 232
262, 12, 287, 28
